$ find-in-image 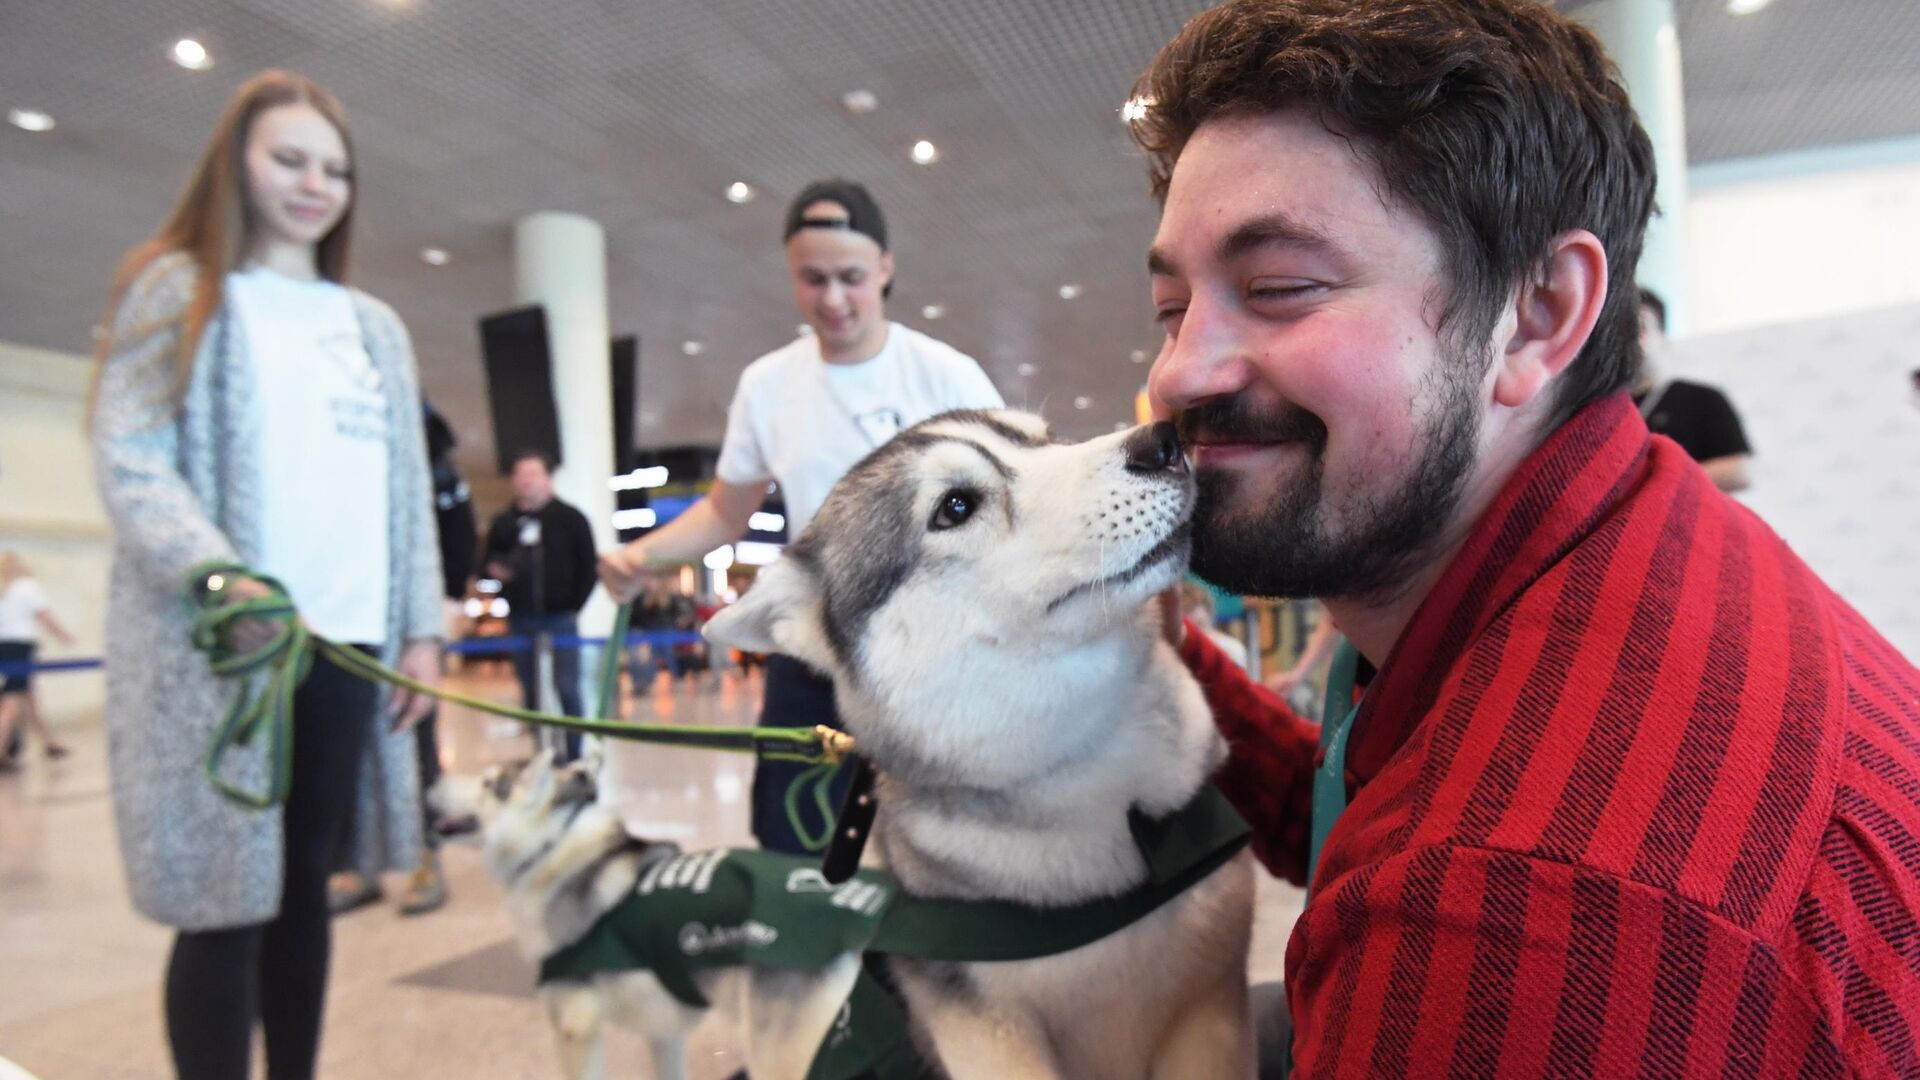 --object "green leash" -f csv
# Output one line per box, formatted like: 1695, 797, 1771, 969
185, 562, 852, 811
